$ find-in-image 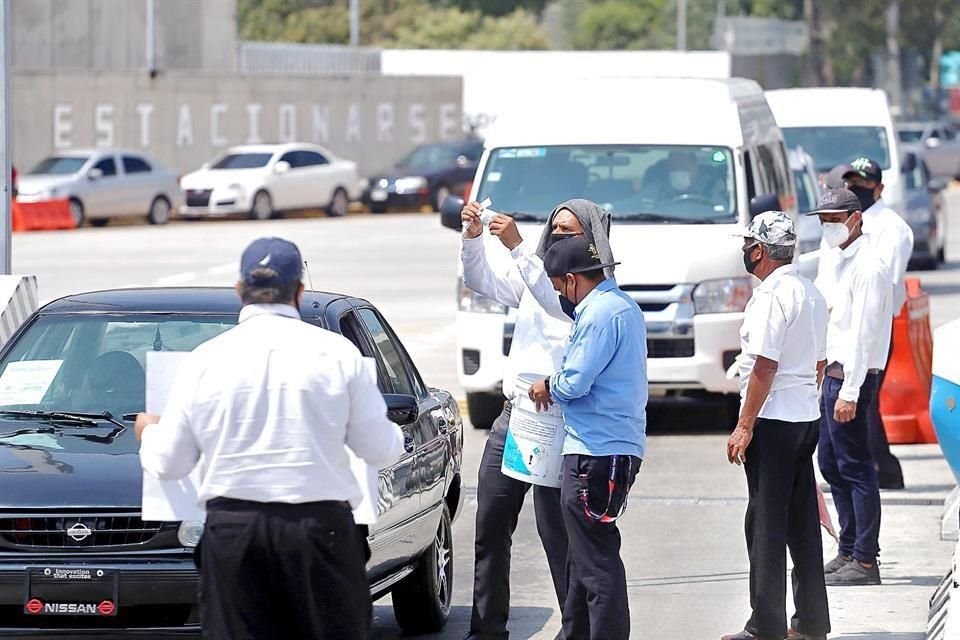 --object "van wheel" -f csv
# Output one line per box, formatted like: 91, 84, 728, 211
68, 198, 85, 227
147, 196, 172, 225
467, 392, 502, 430
392, 504, 453, 634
